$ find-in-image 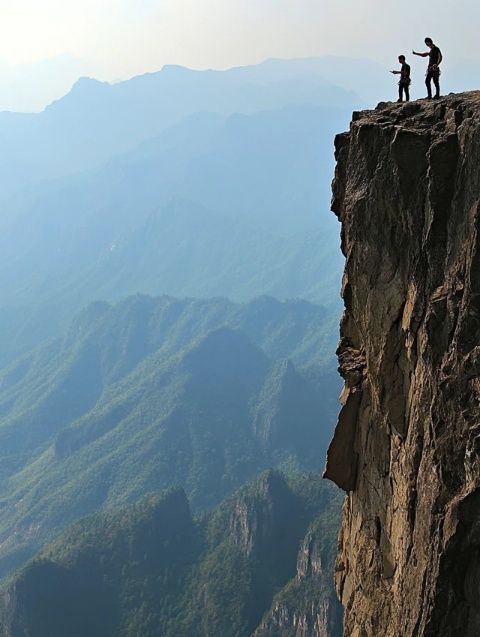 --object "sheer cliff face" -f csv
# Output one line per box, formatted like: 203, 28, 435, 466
254, 519, 343, 637
325, 93, 480, 637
